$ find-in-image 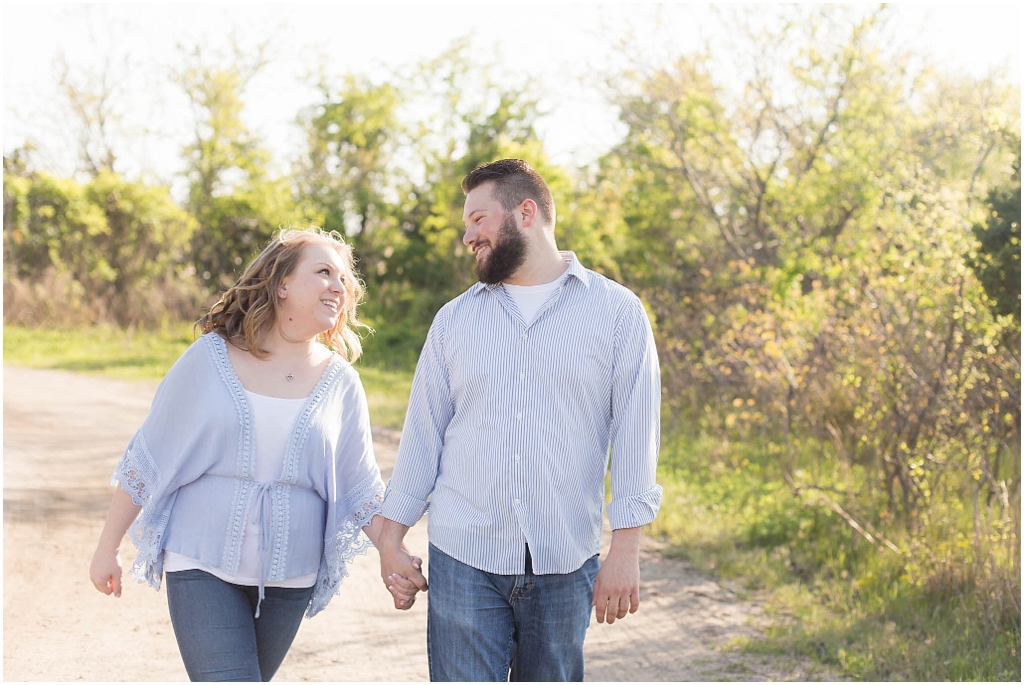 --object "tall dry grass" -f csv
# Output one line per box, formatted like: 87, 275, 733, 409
3, 268, 211, 328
